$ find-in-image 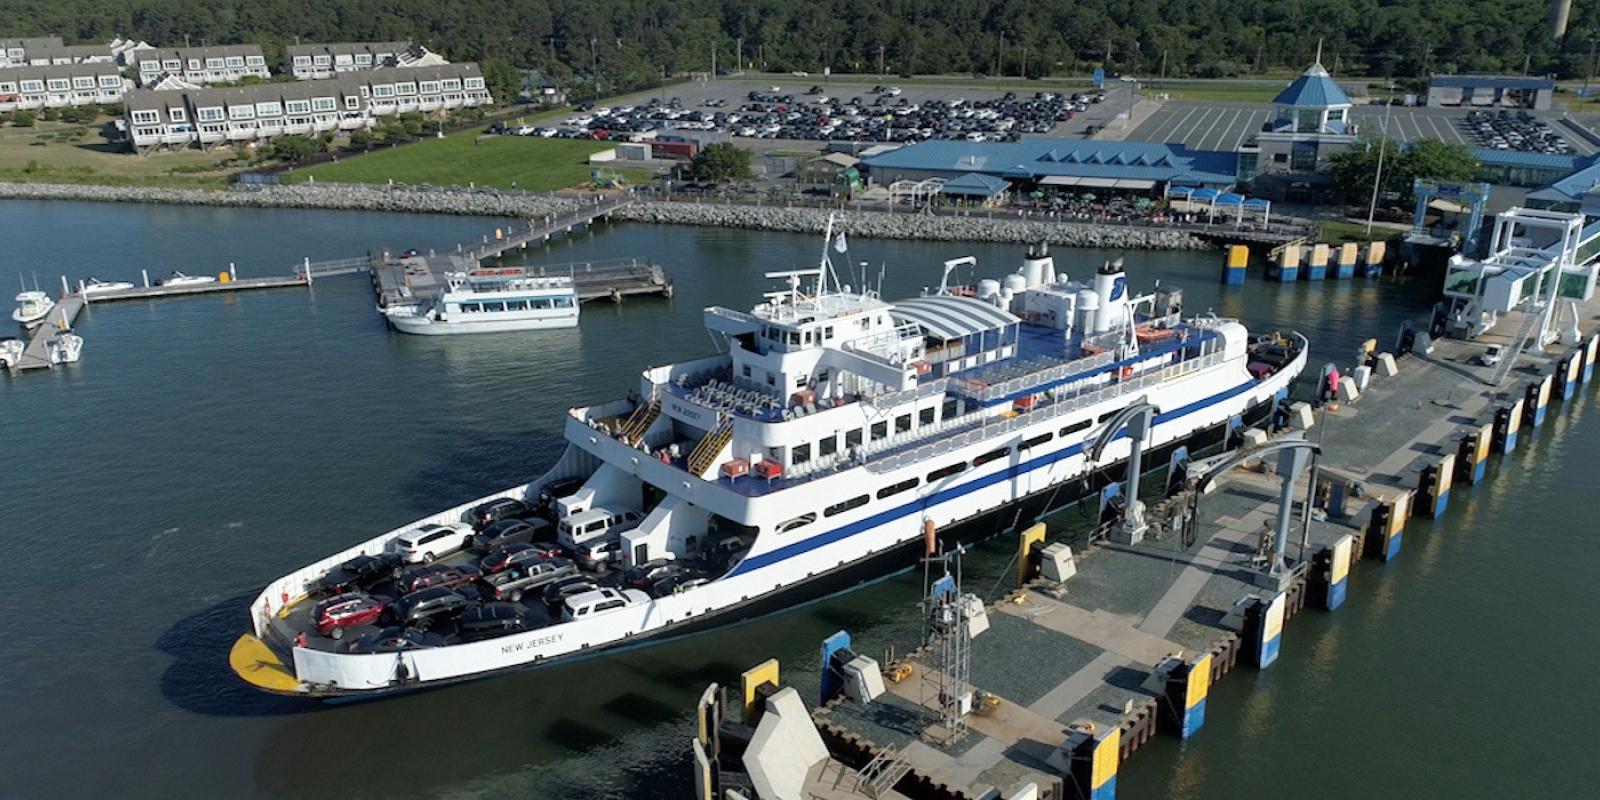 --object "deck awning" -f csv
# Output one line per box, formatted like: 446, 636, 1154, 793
1074, 177, 1119, 188
890, 294, 1021, 342
1112, 178, 1157, 190
1039, 176, 1082, 186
